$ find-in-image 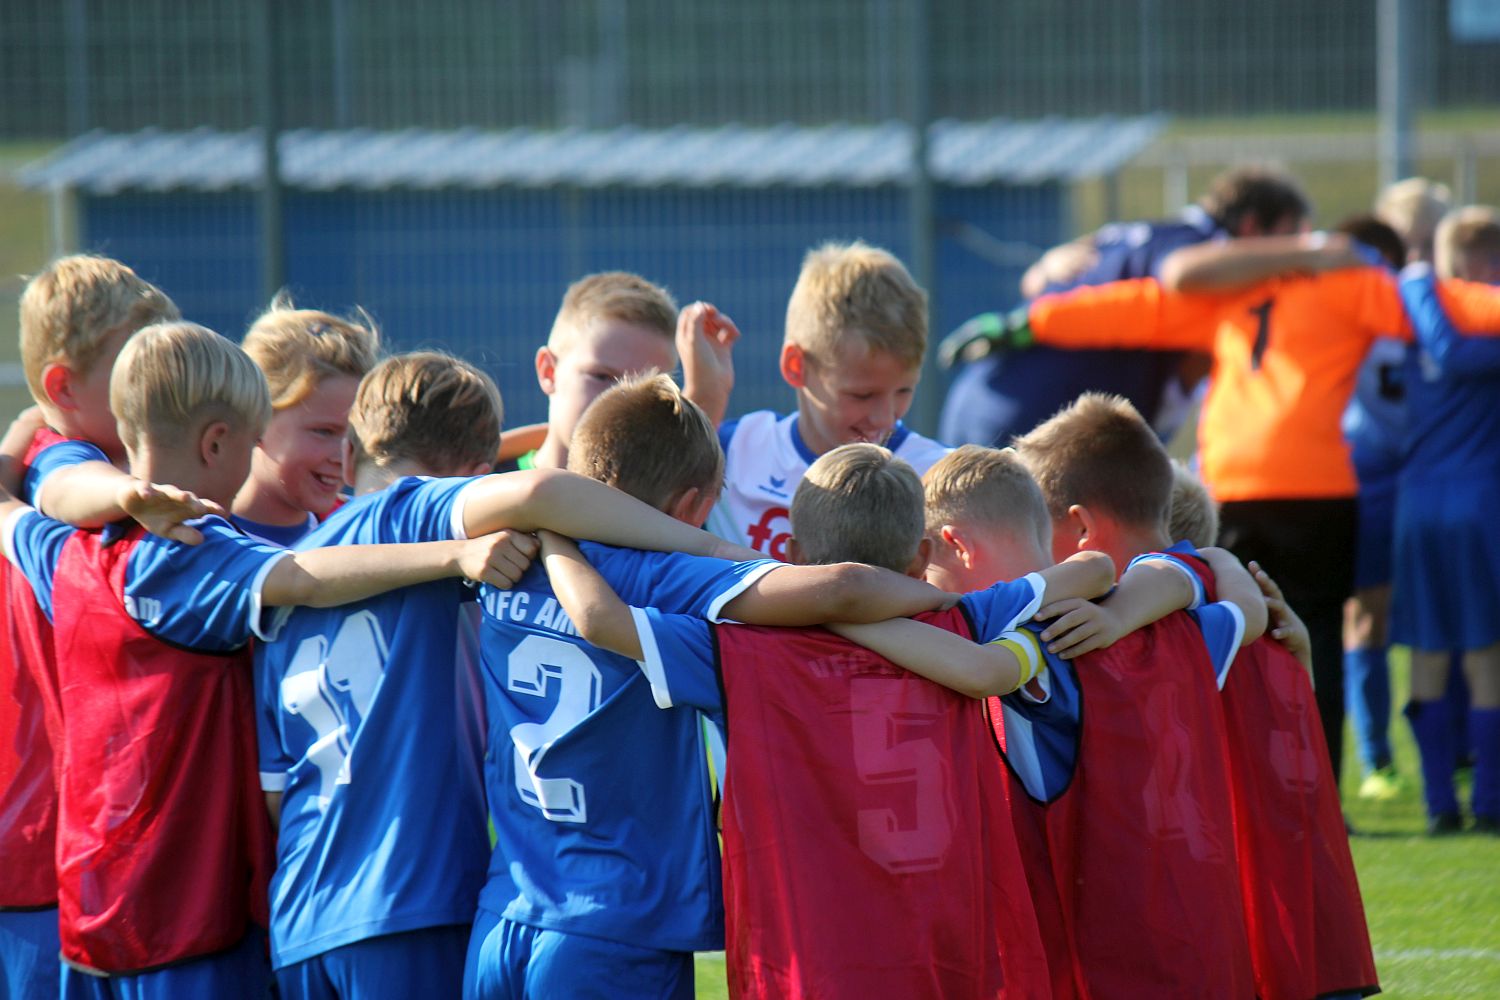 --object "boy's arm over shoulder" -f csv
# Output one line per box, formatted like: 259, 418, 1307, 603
0, 407, 47, 495
827, 617, 1034, 699
719, 561, 956, 627
1033, 550, 1115, 608
454, 467, 750, 560
545, 533, 725, 713
1029, 278, 1223, 353
1032, 553, 1201, 659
